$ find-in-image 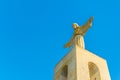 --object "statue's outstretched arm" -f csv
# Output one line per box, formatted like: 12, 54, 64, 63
81, 17, 94, 35
64, 34, 76, 48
